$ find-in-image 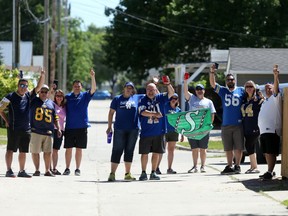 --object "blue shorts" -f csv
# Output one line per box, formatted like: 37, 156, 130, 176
110, 129, 139, 163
